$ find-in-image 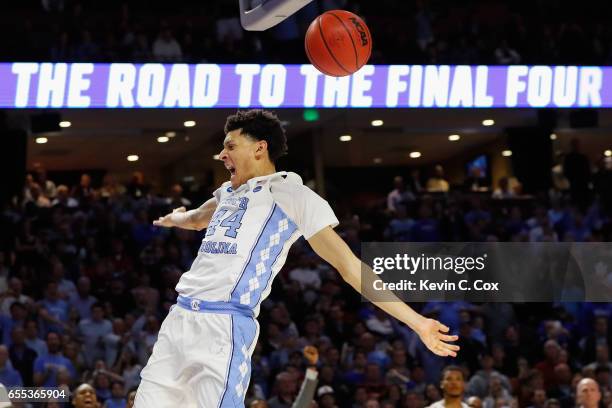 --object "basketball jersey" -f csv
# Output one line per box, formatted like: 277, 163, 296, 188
175, 171, 339, 317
